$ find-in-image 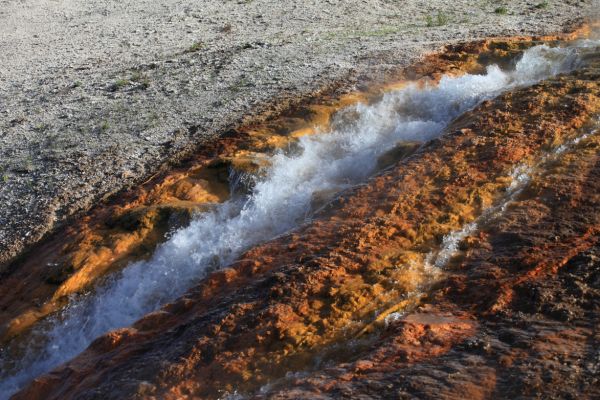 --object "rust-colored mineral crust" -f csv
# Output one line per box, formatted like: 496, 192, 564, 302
0, 36, 556, 344
12, 55, 600, 399
265, 116, 600, 400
